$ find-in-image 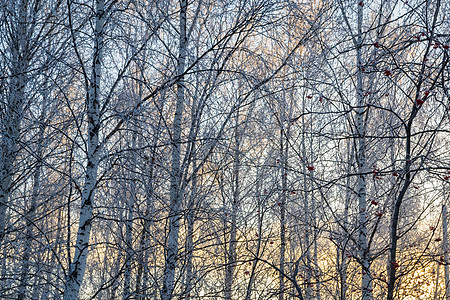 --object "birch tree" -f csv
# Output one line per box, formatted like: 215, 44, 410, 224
3, 0, 450, 298
63, 0, 106, 297
385, 8, 448, 300
0, 0, 63, 245
354, 1, 372, 297
161, 0, 187, 297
